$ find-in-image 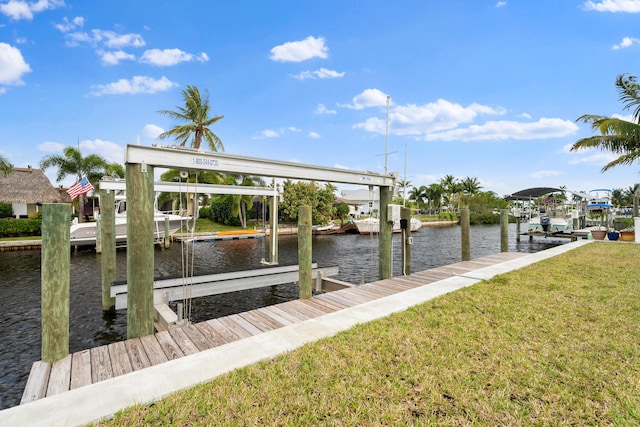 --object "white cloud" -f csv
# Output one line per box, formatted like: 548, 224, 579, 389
0, 43, 31, 85
354, 98, 506, 135
38, 141, 65, 152
342, 88, 389, 110
64, 28, 145, 48
139, 48, 209, 66
79, 139, 124, 163
269, 36, 328, 62
99, 50, 135, 65
568, 151, 618, 165
613, 36, 640, 49
584, 0, 640, 12
315, 103, 337, 115
143, 124, 164, 138
519, 112, 532, 119
423, 117, 579, 142
288, 127, 301, 132
530, 170, 562, 179
253, 129, 282, 139
495, 1, 507, 7
309, 131, 321, 138
90, 75, 178, 96
54, 16, 84, 32
293, 67, 345, 80
0, 0, 63, 20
